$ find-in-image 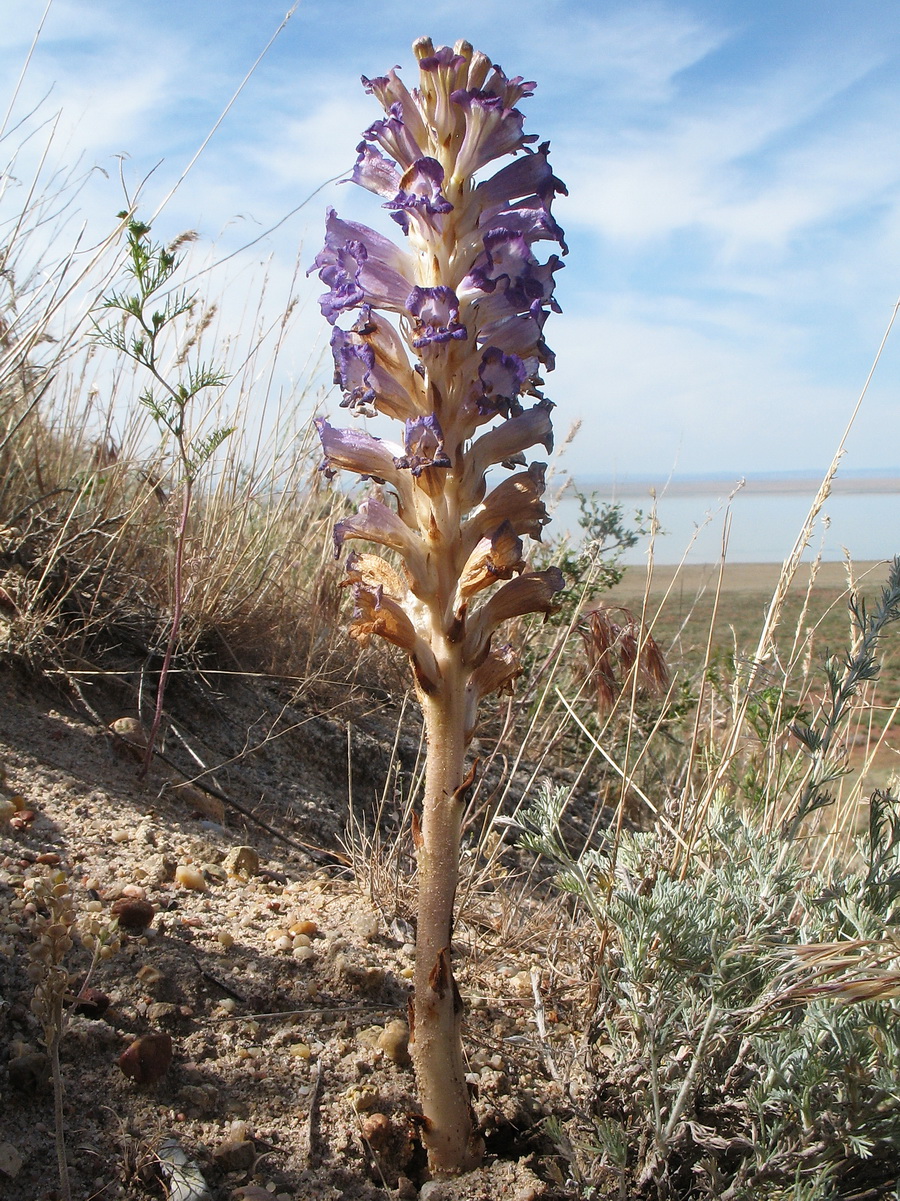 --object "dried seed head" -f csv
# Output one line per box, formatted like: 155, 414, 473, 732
581, 604, 669, 713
